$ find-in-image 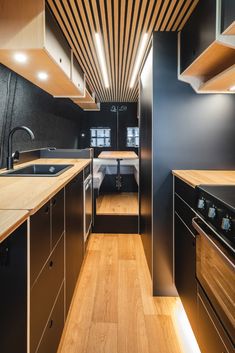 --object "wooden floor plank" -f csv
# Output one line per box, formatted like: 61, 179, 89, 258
85, 322, 117, 353
92, 236, 118, 323
118, 260, 149, 353
96, 192, 138, 215
118, 234, 136, 260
